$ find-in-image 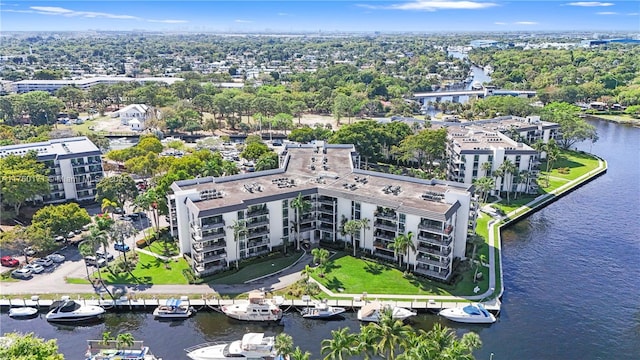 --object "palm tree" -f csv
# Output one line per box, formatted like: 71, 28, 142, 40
274, 333, 294, 359
78, 241, 95, 282
101, 331, 113, 346
227, 219, 247, 269
291, 193, 312, 250
355, 325, 378, 360
81, 228, 113, 299
290, 347, 312, 360
473, 253, 488, 284
110, 220, 137, 271
301, 264, 313, 282
391, 232, 415, 270
467, 233, 484, 261
473, 176, 494, 204
492, 168, 504, 198
481, 161, 492, 177
101, 198, 118, 220
311, 248, 330, 275
359, 218, 371, 253
518, 169, 531, 196
366, 309, 412, 360
545, 142, 560, 188
499, 159, 517, 204
321, 327, 357, 360
116, 333, 135, 349
343, 220, 362, 257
